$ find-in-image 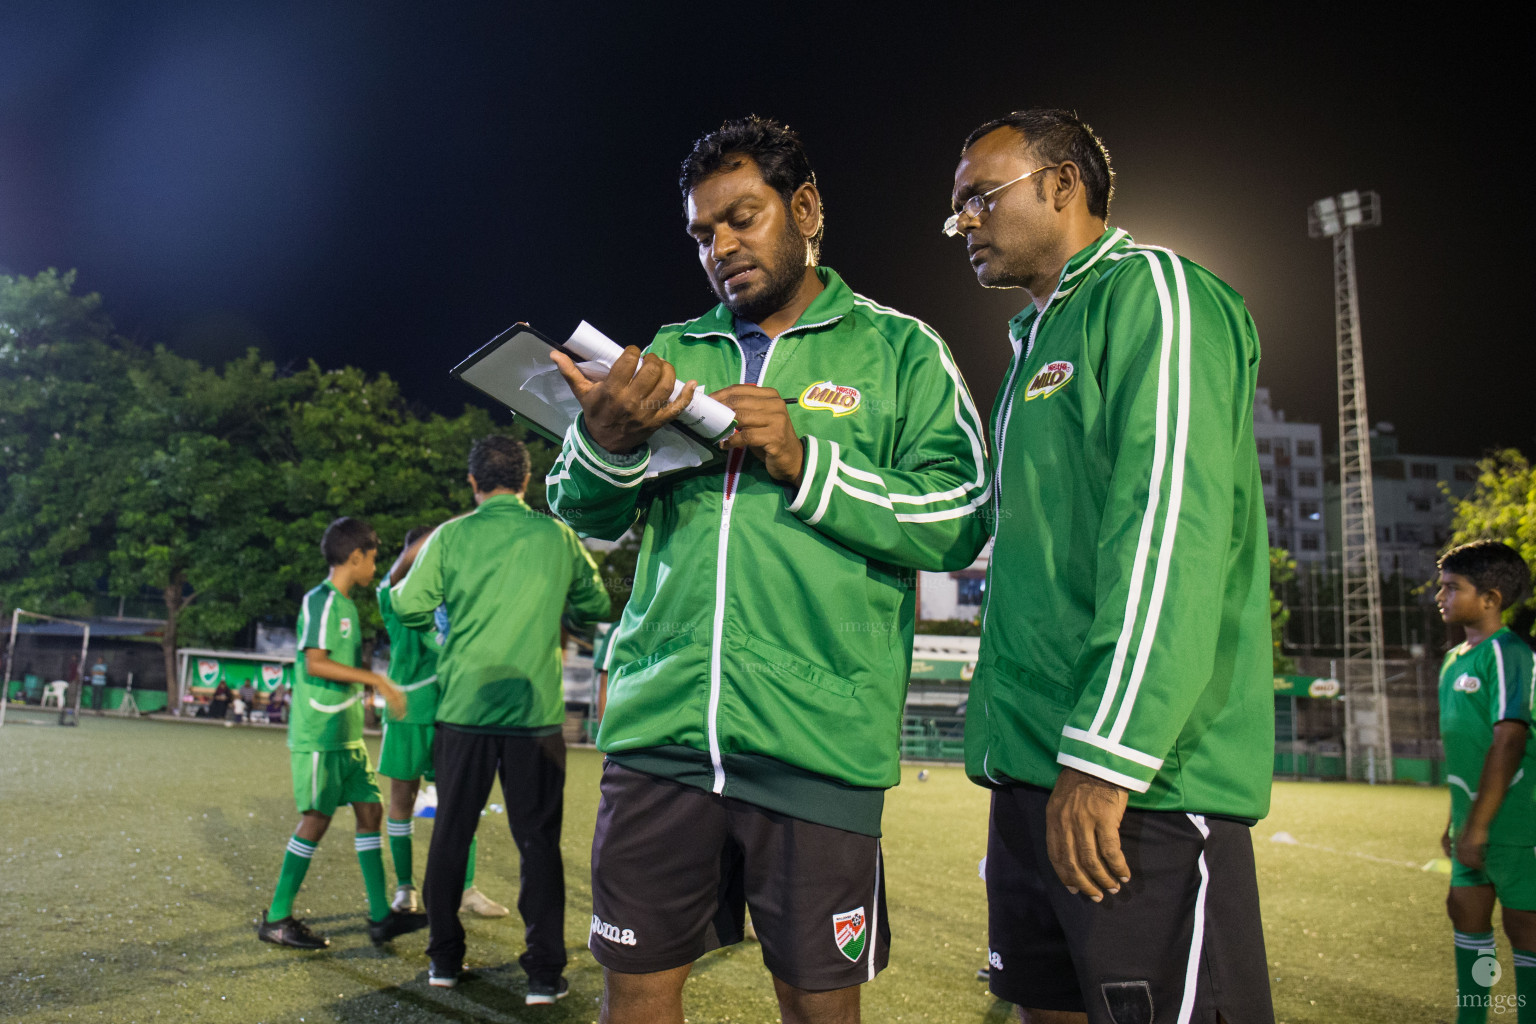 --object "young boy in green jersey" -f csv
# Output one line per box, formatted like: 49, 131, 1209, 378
1437, 540, 1536, 1021
257, 516, 426, 950
377, 526, 508, 919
